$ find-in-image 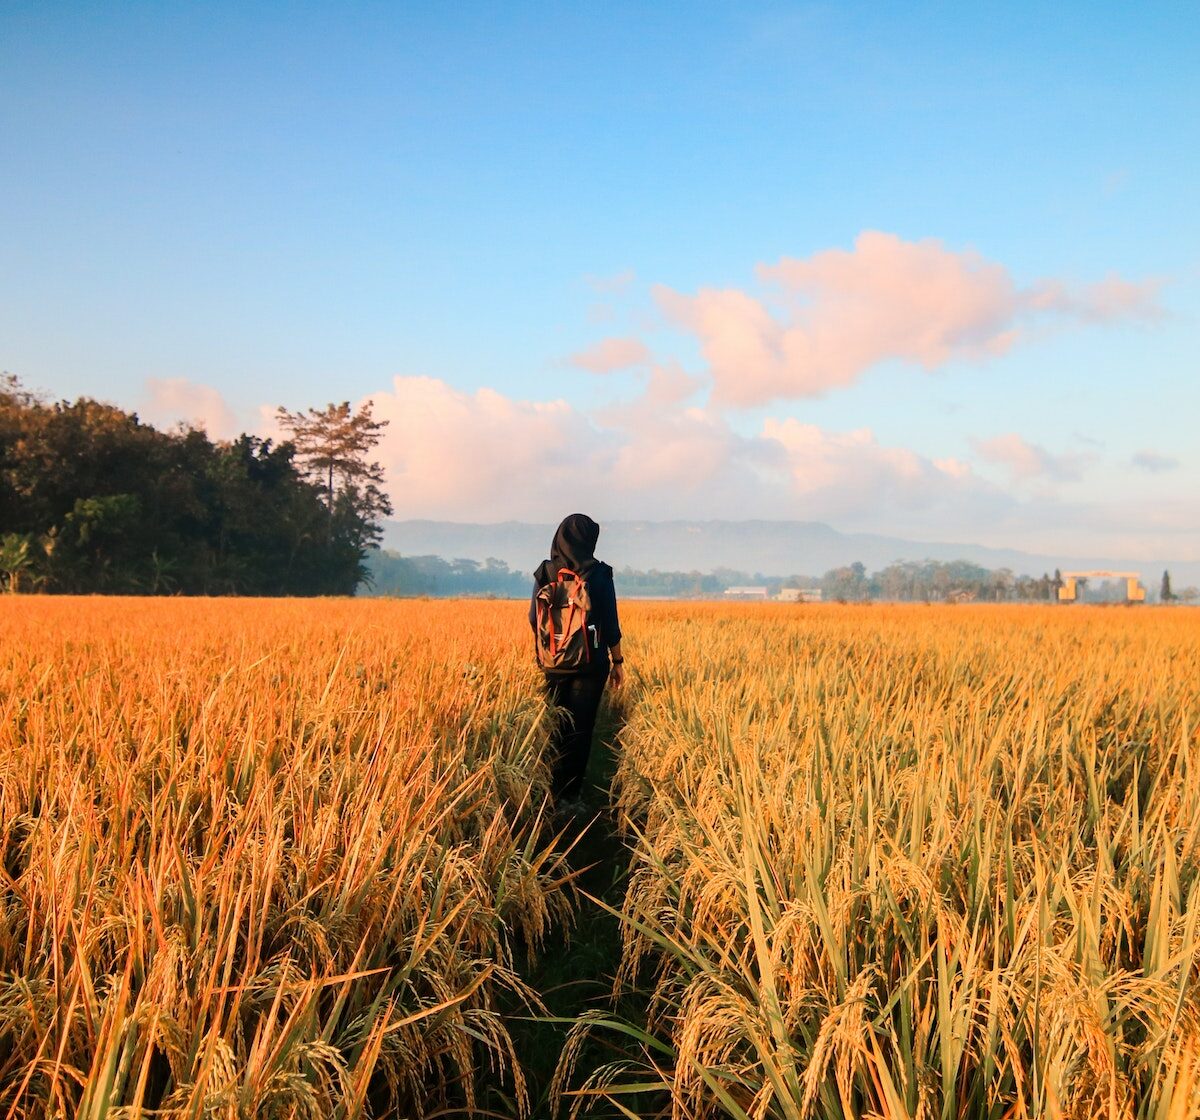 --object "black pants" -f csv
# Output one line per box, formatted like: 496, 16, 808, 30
544, 671, 609, 800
